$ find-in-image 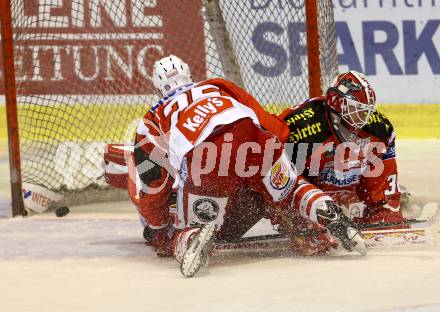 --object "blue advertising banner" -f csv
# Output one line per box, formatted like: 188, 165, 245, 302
334, 0, 440, 103
239, 0, 439, 104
